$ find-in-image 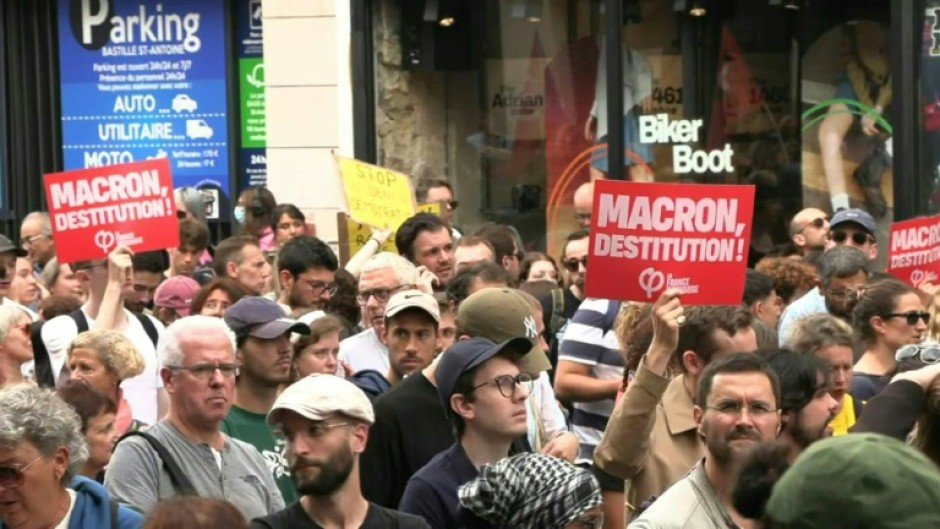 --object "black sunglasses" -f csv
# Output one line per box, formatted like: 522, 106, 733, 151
563, 256, 588, 272
829, 230, 875, 246
799, 216, 829, 232
882, 311, 930, 326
